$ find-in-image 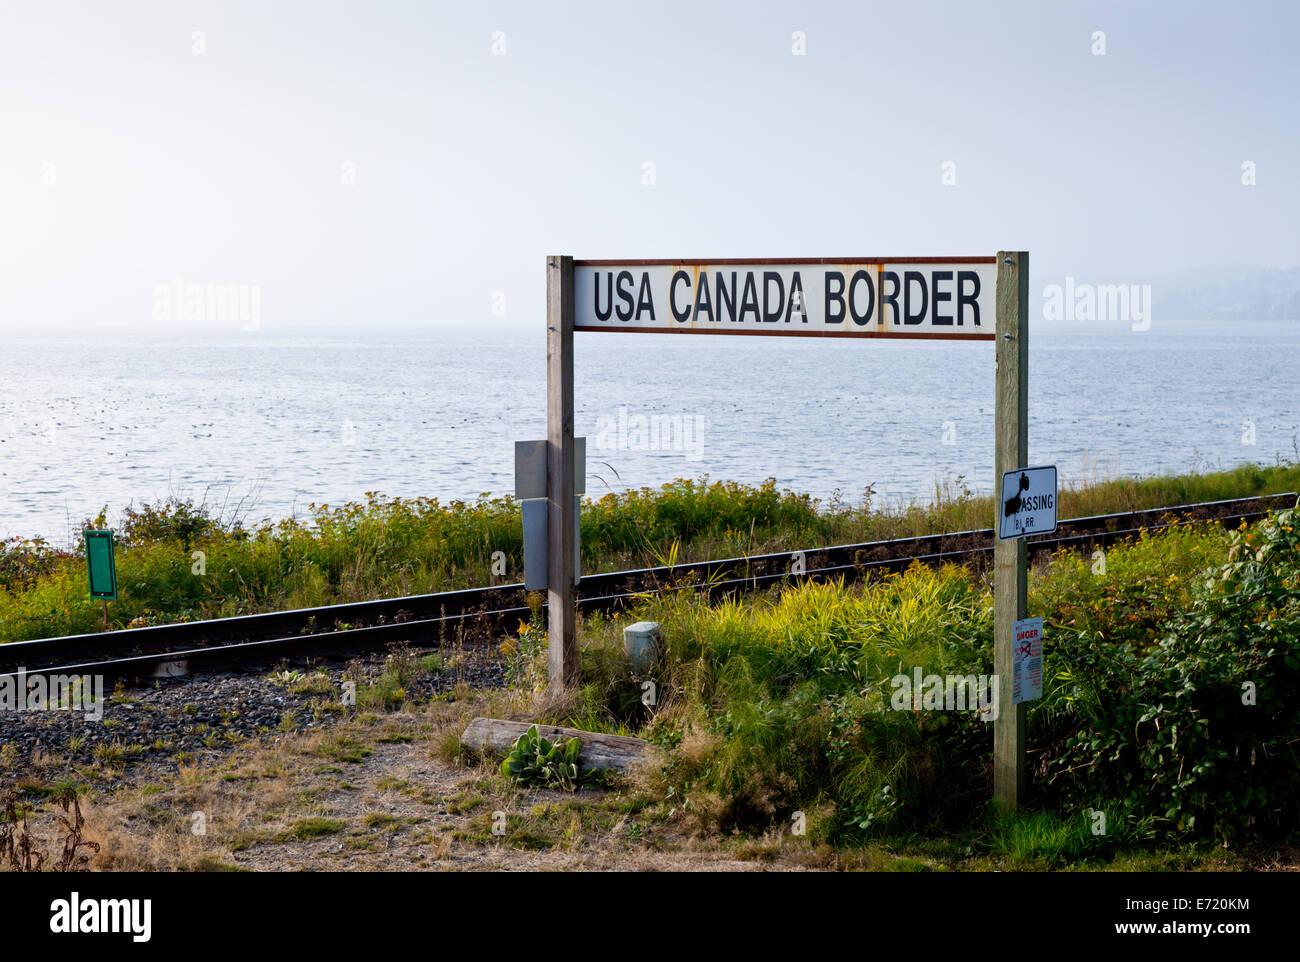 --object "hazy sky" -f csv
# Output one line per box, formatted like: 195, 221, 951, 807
2, 0, 1296, 333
